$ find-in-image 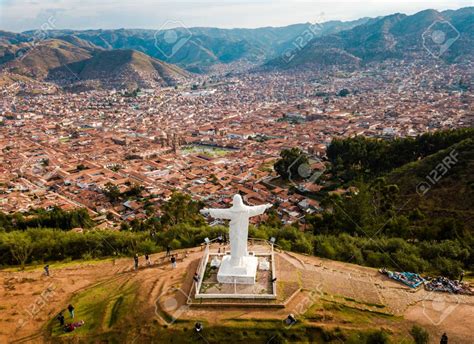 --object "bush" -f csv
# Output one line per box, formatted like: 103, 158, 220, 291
410, 325, 429, 344
81, 252, 93, 261
169, 238, 182, 250
366, 330, 389, 344
0, 207, 94, 231
0, 229, 168, 266
316, 240, 336, 259
292, 237, 313, 254
277, 239, 291, 251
